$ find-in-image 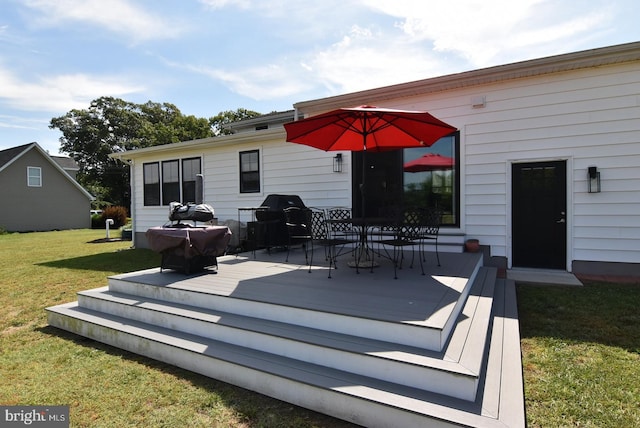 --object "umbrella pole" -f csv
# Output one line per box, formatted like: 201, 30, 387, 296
360, 130, 368, 220
361, 149, 366, 220
354, 134, 379, 269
